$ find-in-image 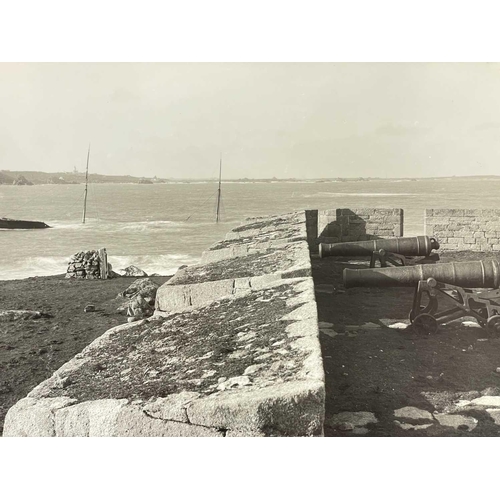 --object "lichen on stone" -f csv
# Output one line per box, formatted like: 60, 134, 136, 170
43, 283, 310, 404
169, 247, 299, 285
